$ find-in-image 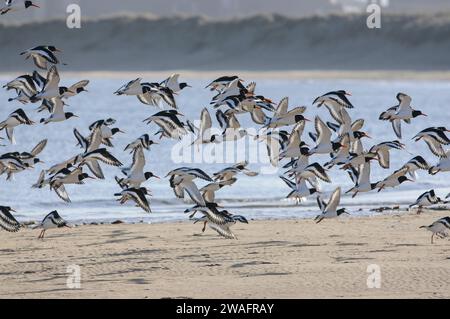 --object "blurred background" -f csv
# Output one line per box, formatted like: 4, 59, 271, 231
1, 0, 450, 21
0, 0, 449, 71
